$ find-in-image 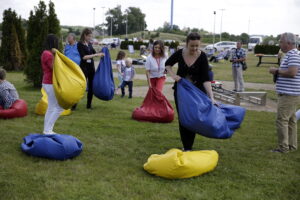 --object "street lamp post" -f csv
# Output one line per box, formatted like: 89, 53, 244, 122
110, 16, 113, 37
213, 11, 216, 50
102, 6, 105, 38
125, 12, 128, 38
219, 8, 225, 42
93, 8, 96, 29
